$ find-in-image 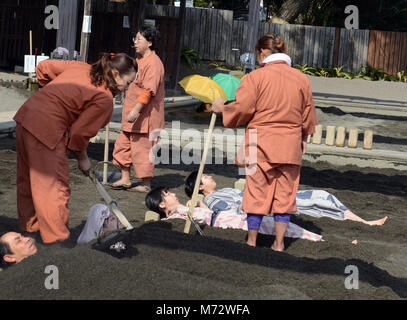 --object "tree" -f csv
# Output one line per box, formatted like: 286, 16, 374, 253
273, 0, 312, 23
